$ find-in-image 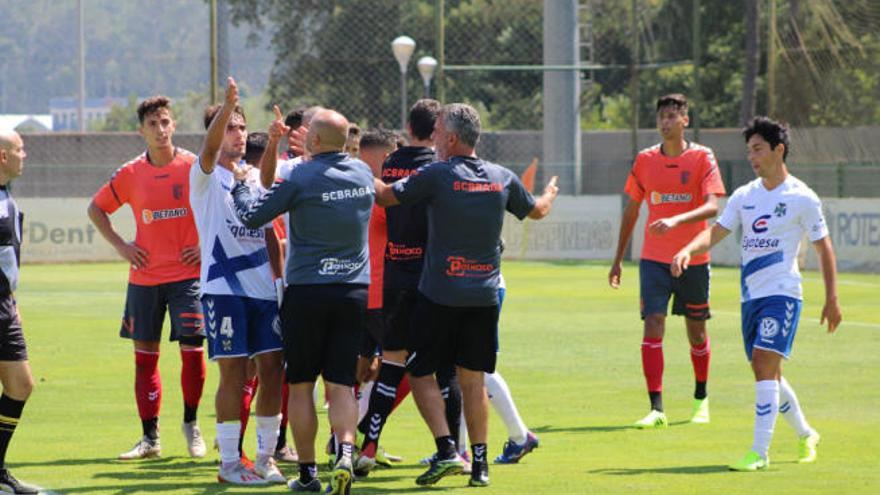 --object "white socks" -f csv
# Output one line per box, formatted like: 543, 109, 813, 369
779, 376, 812, 437
752, 380, 779, 458
216, 421, 242, 467
255, 414, 282, 459
485, 372, 528, 444
357, 381, 374, 425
